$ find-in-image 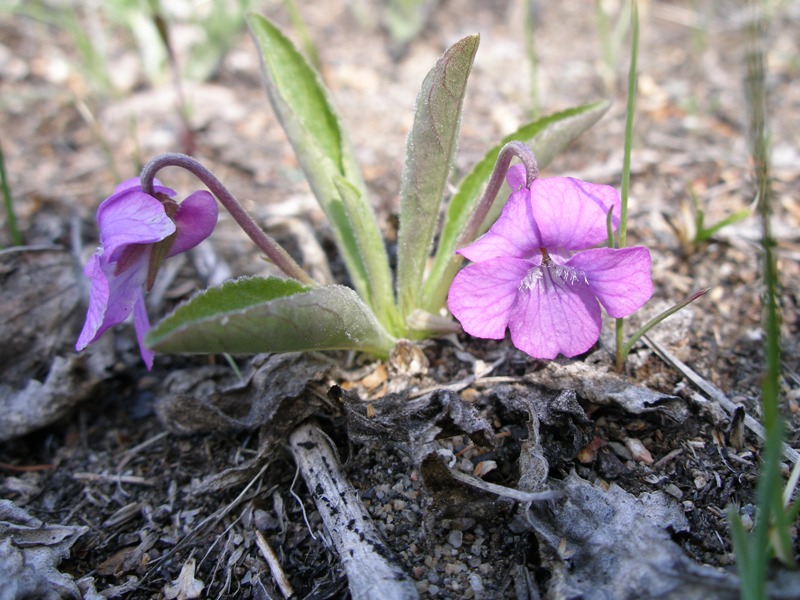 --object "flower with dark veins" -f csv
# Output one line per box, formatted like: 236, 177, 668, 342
448, 164, 652, 359
76, 178, 217, 369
